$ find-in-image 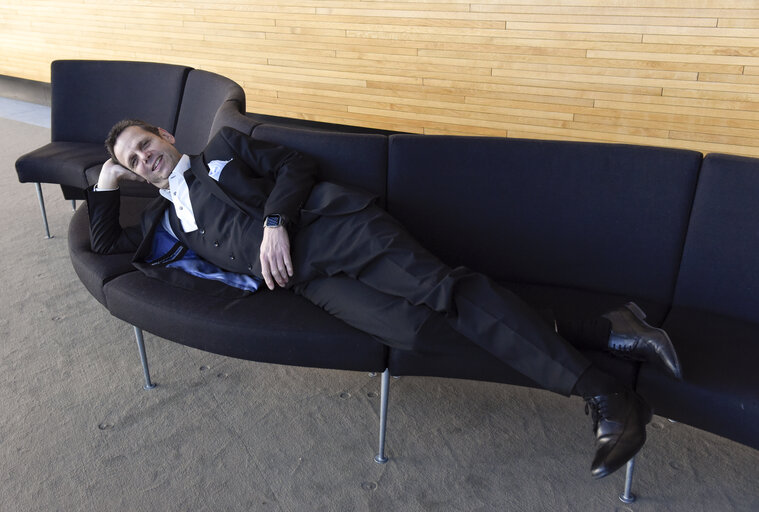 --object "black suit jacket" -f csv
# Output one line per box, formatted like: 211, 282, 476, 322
87, 126, 376, 295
